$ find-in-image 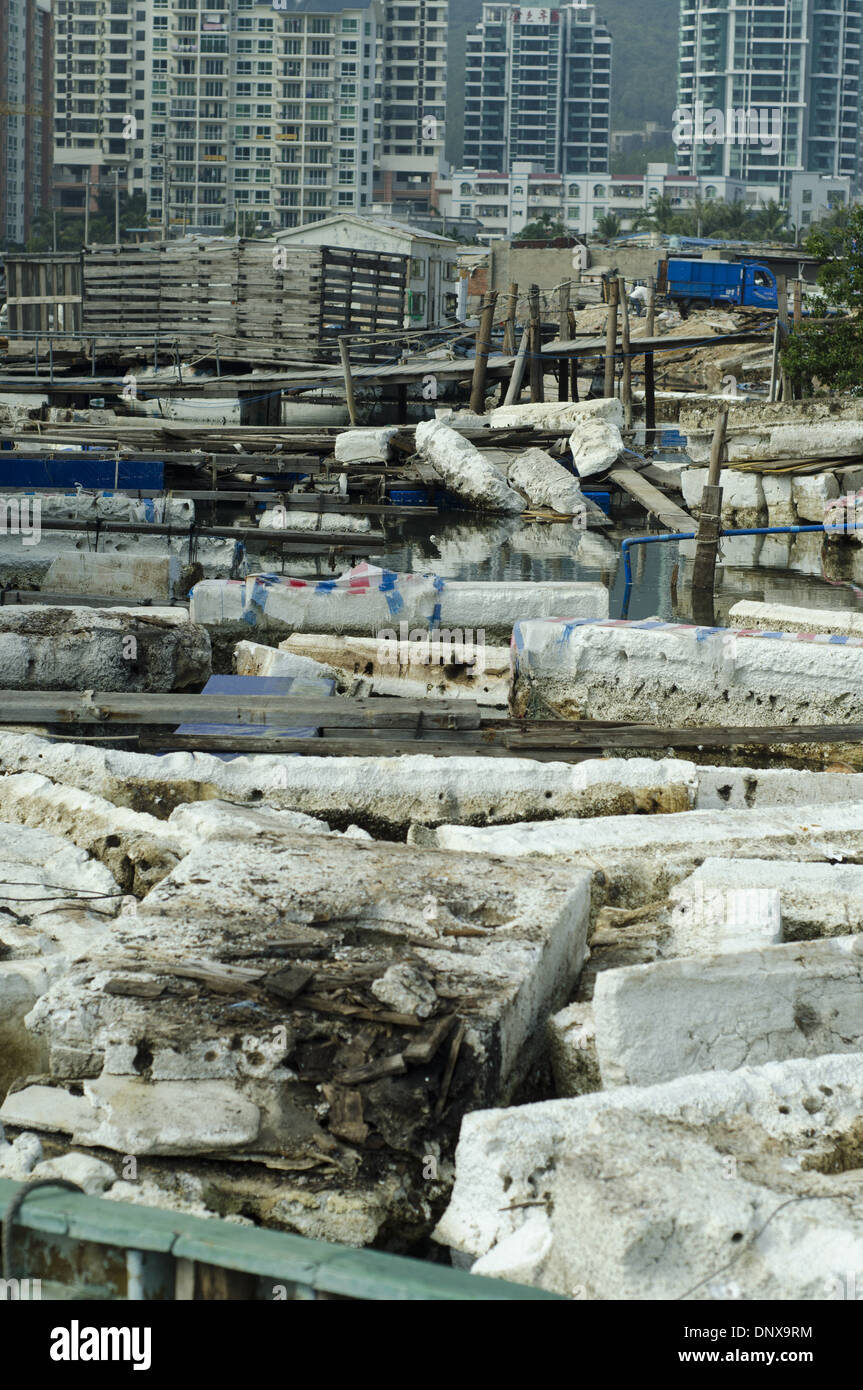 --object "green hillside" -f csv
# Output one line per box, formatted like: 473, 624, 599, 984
446, 0, 680, 164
